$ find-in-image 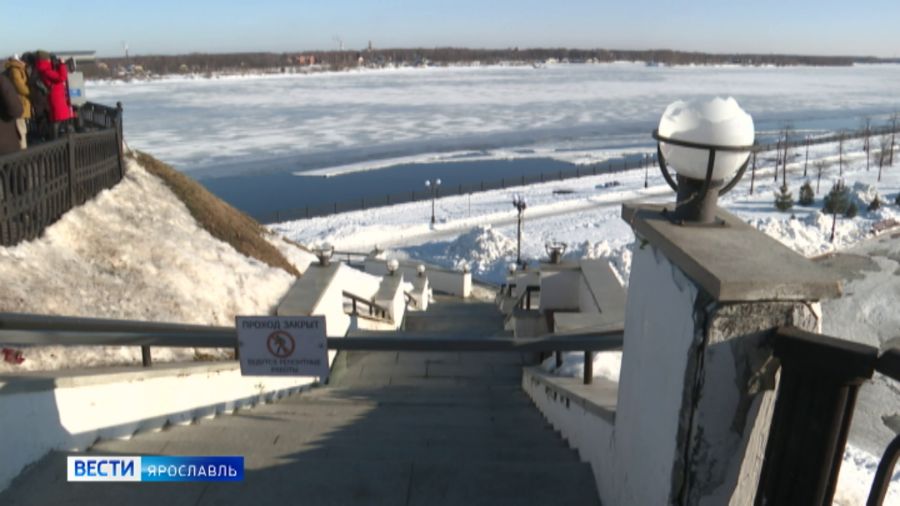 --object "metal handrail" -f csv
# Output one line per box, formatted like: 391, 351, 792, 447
756, 326, 900, 506
868, 346, 900, 505
0, 312, 623, 387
